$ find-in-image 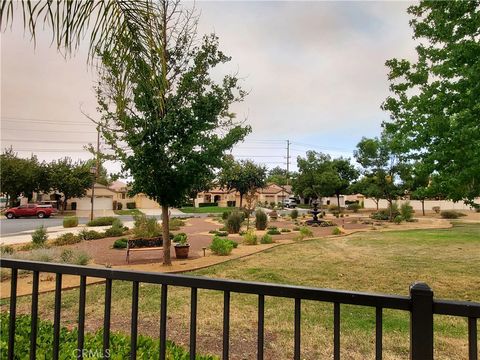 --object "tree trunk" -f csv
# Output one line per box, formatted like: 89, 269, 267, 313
388, 199, 393, 221
63, 197, 68, 211
375, 199, 379, 210
239, 194, 243, 208
336, 193, 341, 211
162, 204, 171, 266
421, 200, 425, 216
